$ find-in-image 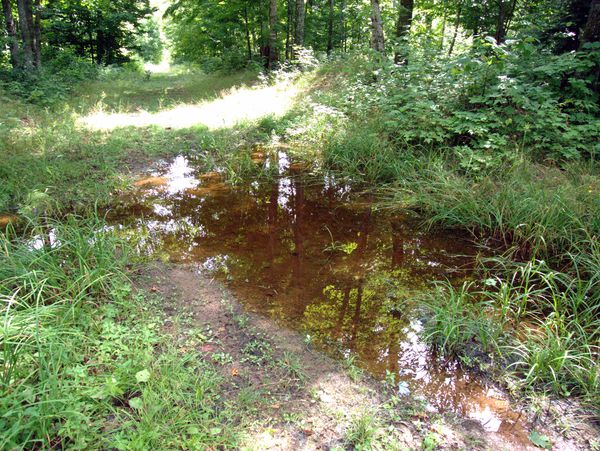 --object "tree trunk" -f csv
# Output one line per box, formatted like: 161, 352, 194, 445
327, 0, 334, 55
495, 0, 506, 44
244, 5, 252, 60
267, 0, 278, 69
340, 0, 346, 51
370, 0, 385, 53
286, 0, 293, 59
33, 0, 41, 68
439, 9, 447, 50
16, 0, 34, 69
581, 0, 600, 46
394, 0, 413, 63
448, 3, 462, 55
1, 0, 20, 69
294, 0, 305, 49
